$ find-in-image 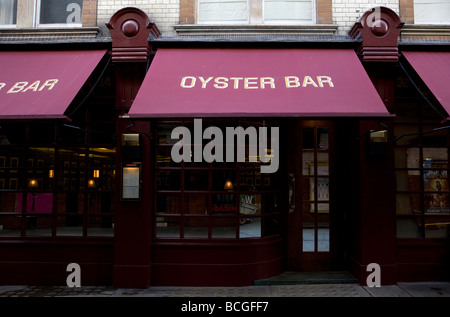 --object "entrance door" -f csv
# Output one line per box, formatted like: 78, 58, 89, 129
287, 121, 333, 271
